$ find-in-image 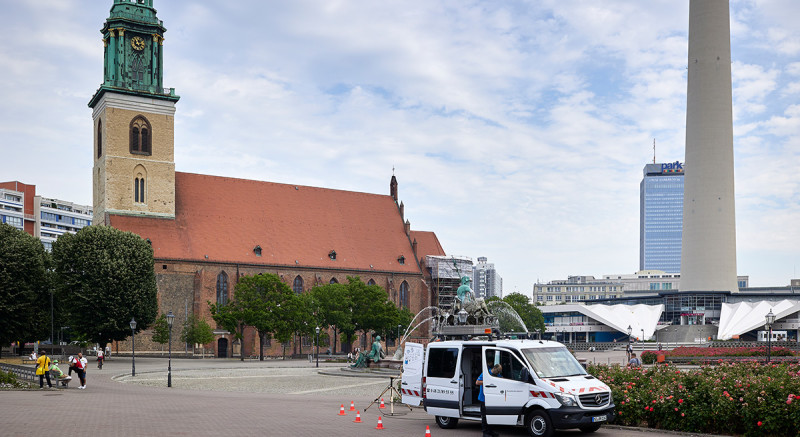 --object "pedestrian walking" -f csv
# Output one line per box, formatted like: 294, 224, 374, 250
36, 350, 53, 389
626, 342, 633, 362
